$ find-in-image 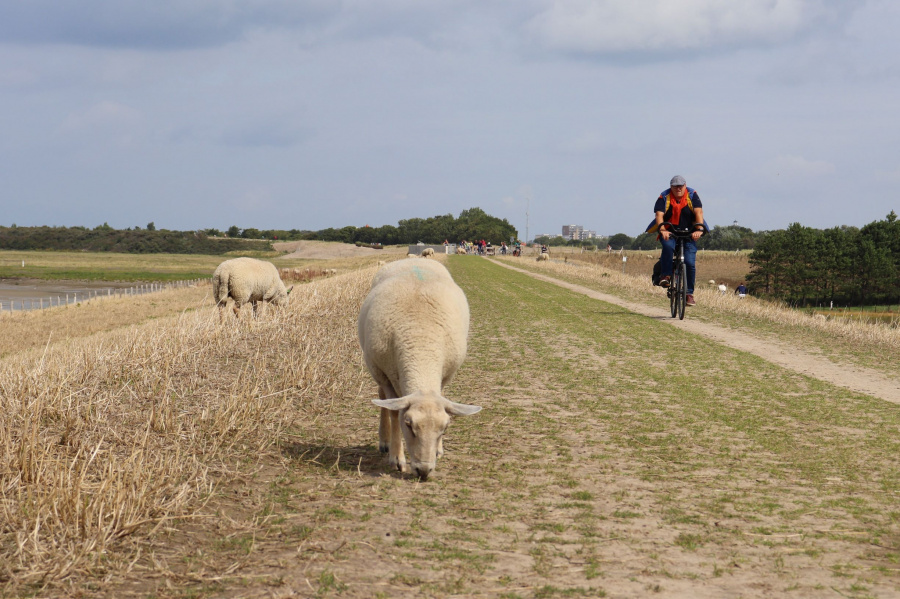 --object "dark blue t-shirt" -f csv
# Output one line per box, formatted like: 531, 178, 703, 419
654, 188, 703, 229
